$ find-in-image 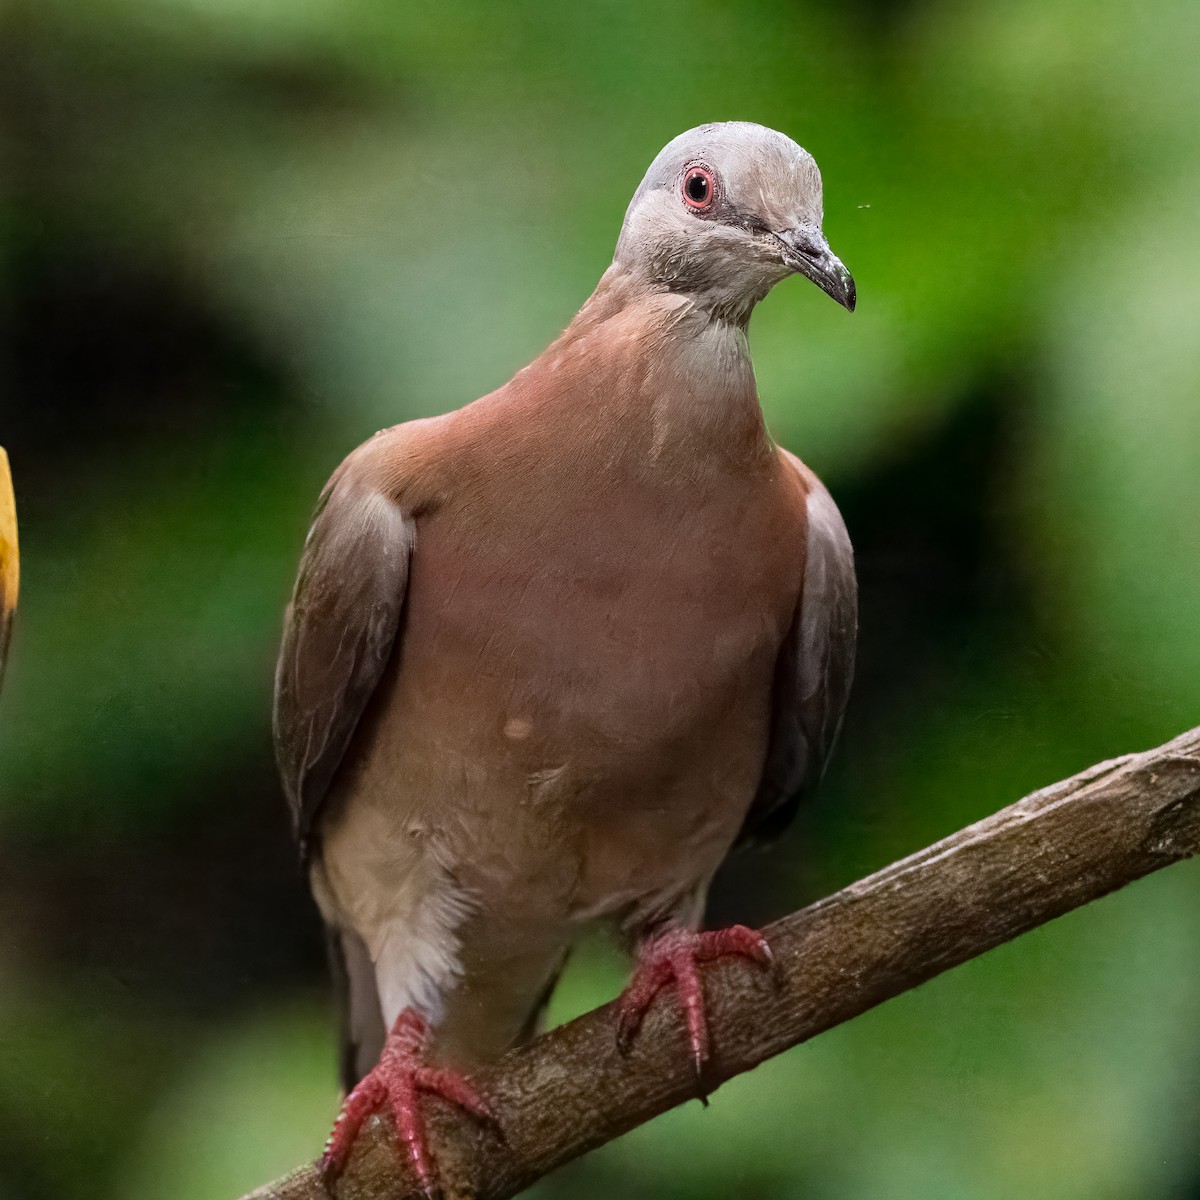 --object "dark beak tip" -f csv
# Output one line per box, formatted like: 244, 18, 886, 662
778, 229, 856, 313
